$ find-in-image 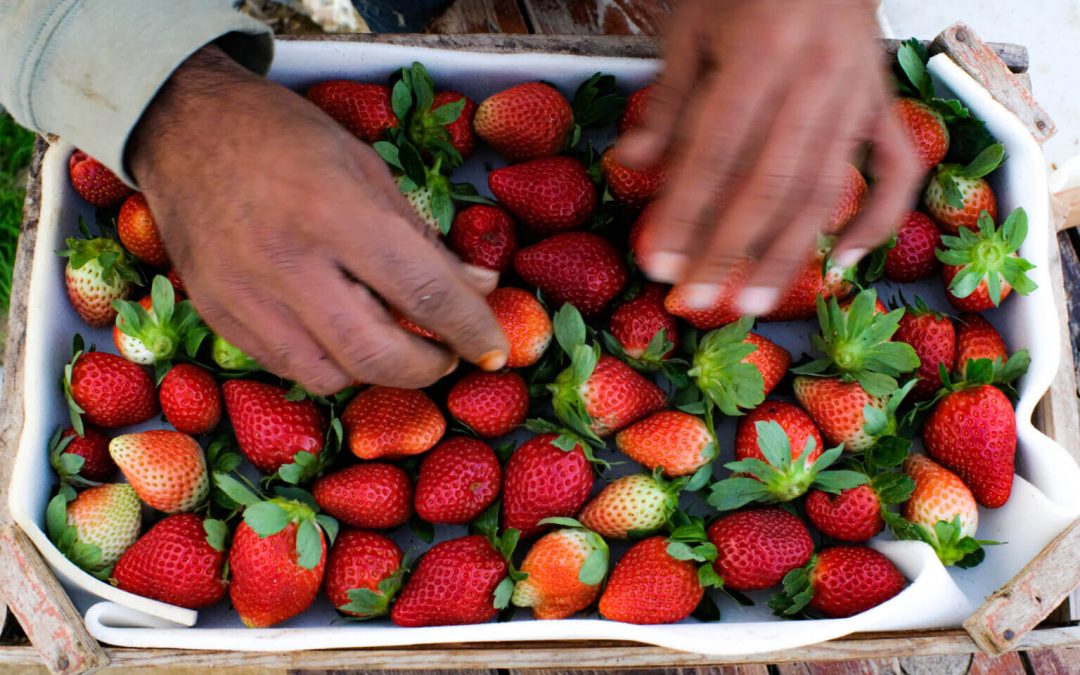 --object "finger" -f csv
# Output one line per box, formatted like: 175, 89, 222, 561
461, 263, 501, 295
615, 0, 706, 169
